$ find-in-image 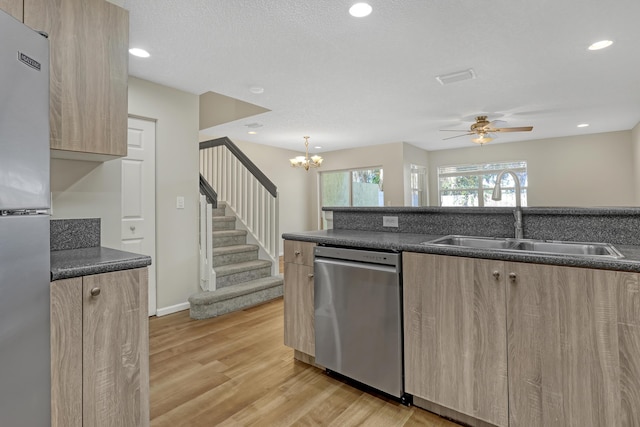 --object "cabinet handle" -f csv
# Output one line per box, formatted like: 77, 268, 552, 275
90, 287, 101, 297
493, 270, 500, 279
308, 273, 314, 278
509, 272, 517, 282
294, 250, 301, 256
